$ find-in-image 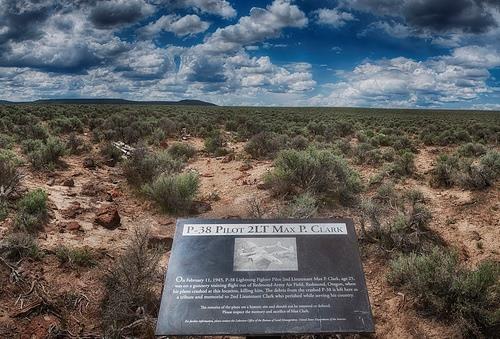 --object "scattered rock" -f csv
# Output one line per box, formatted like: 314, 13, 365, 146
148, 235, 173, 251
62, 178, 75, 187
61, 202, 83, 219
95, 205, 121, 230
83, 158, 96, 169
46, 178, 55, 186
234, 172, 251, 181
